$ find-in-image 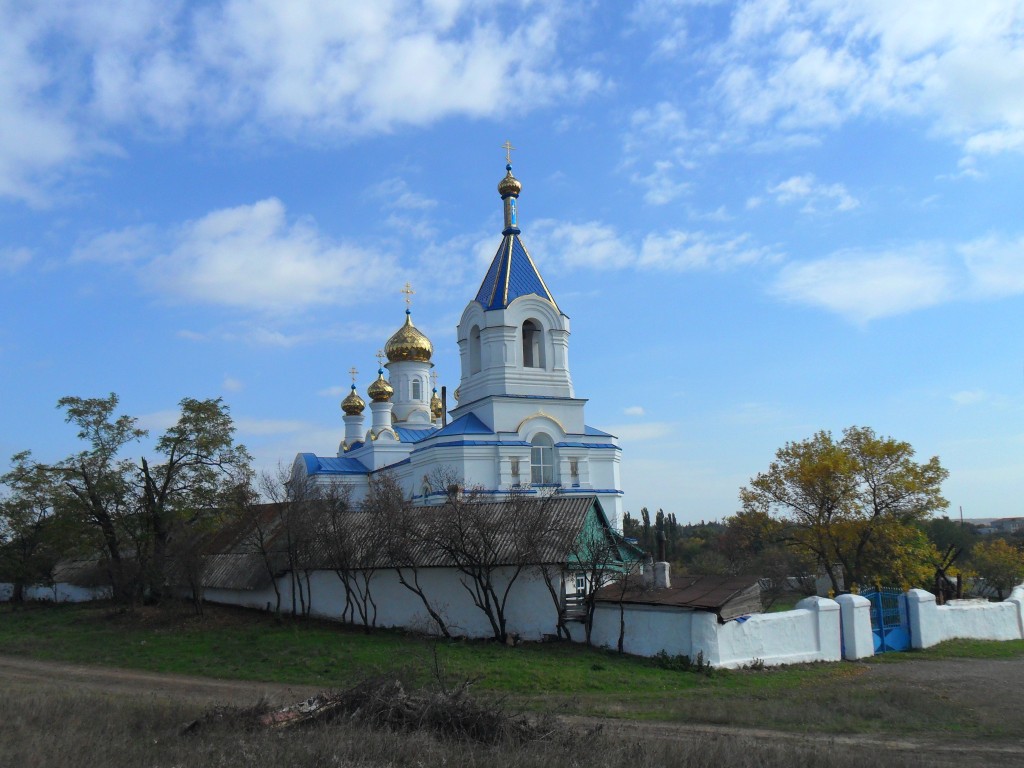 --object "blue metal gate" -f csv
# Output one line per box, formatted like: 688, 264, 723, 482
862, 588, 911, 653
